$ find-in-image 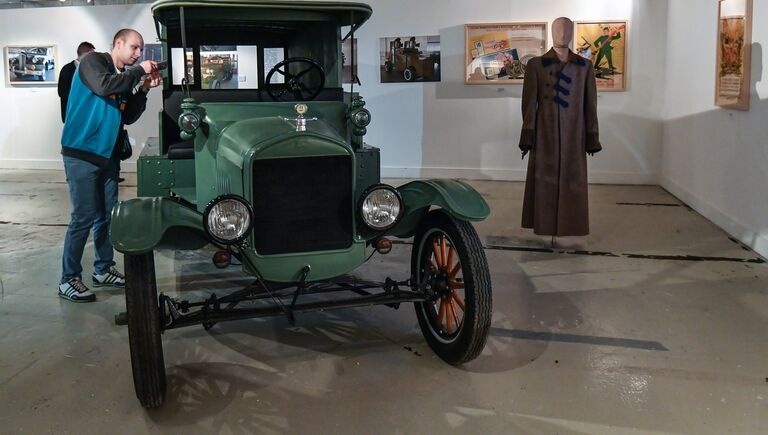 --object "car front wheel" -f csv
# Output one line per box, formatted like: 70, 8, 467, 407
403, 66, 417, 81
125, 251, 166, 408
412, 210, 492, 365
